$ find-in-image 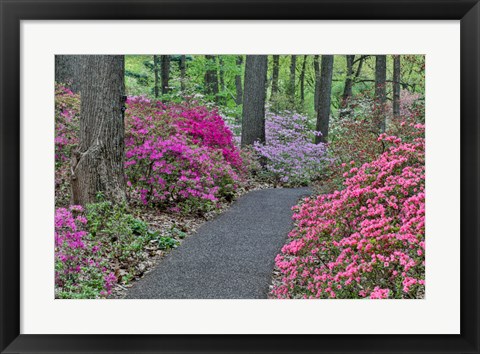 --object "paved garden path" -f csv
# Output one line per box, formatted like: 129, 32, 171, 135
125, 187, 311, 299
